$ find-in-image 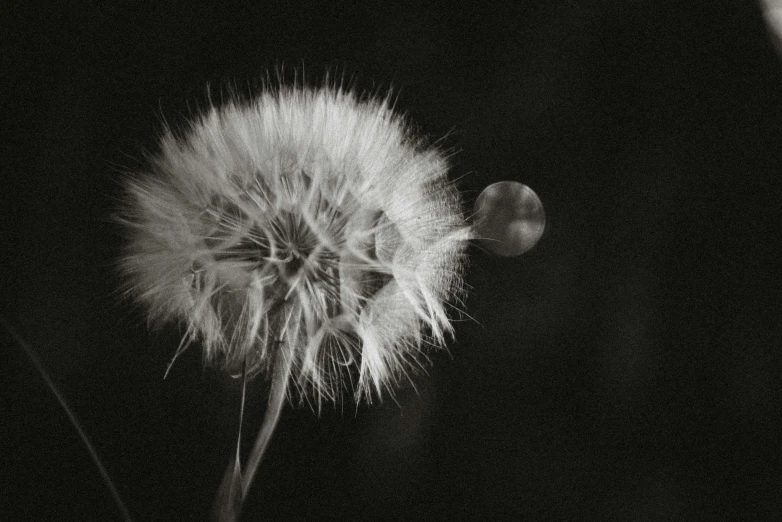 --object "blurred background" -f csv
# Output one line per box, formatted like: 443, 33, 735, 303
2, 1, 781, 519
